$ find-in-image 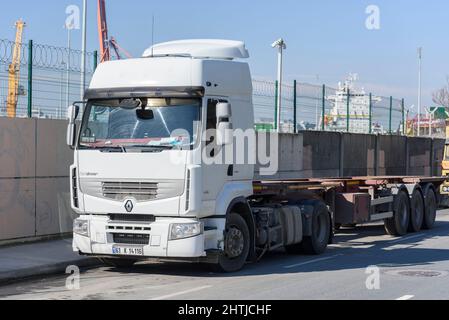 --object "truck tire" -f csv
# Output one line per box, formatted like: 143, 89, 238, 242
409, 189, 424, 232
213, 213, 250, 273
297, 202, 330, 255
385, 190, 410, 236
422, 187, 437, 230
98, 258, 137, 268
